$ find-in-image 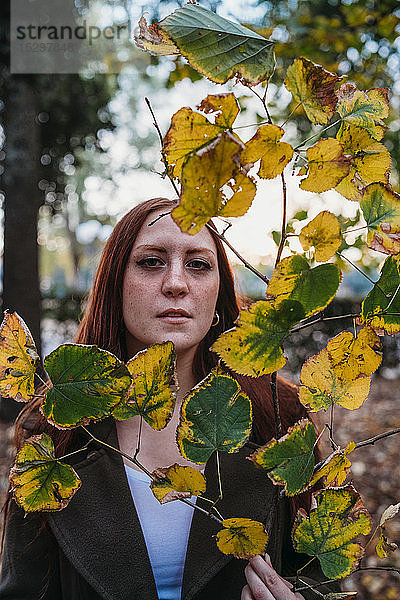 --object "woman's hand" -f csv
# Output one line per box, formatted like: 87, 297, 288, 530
241, 554, 305, 600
